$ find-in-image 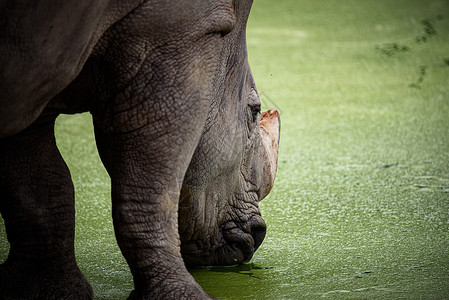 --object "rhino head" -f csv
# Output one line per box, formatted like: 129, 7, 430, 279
179, 1, 280, 266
